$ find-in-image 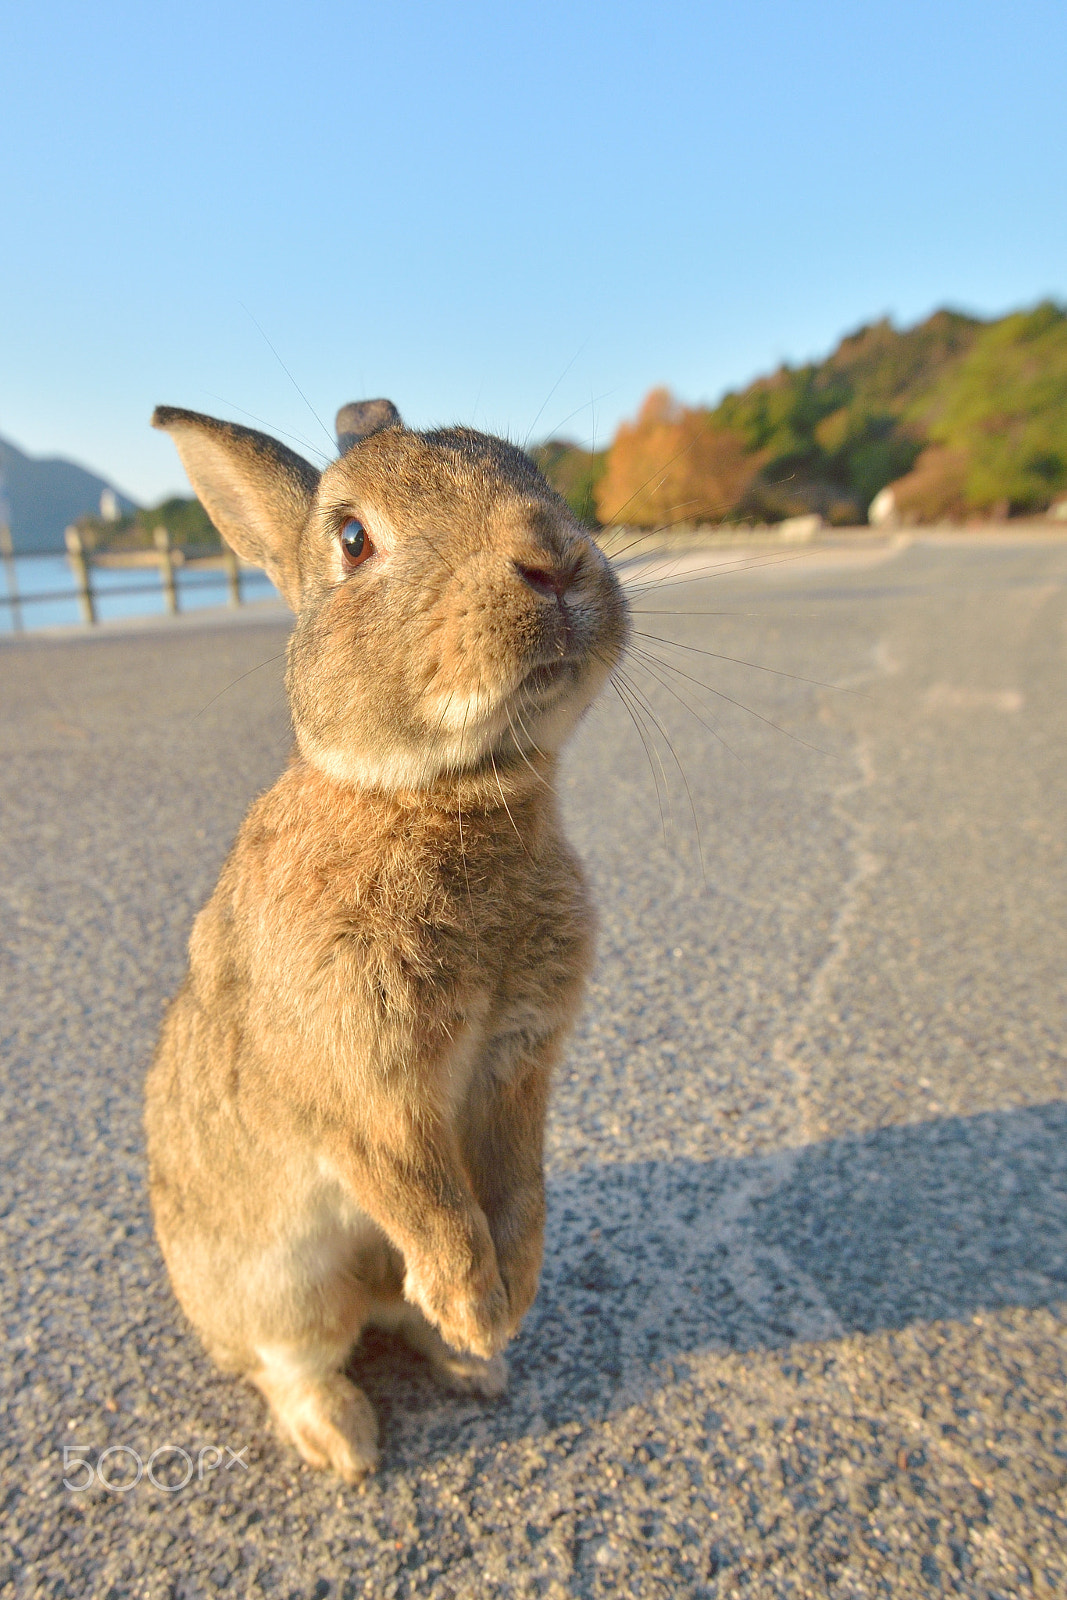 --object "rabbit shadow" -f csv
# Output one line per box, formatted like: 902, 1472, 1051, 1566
350, 1099, 1067, 1466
